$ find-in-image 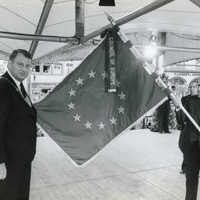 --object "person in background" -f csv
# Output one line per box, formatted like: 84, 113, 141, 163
156, 74, 171, 133
0, 49, 37, 200
157, 99, 171, 133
